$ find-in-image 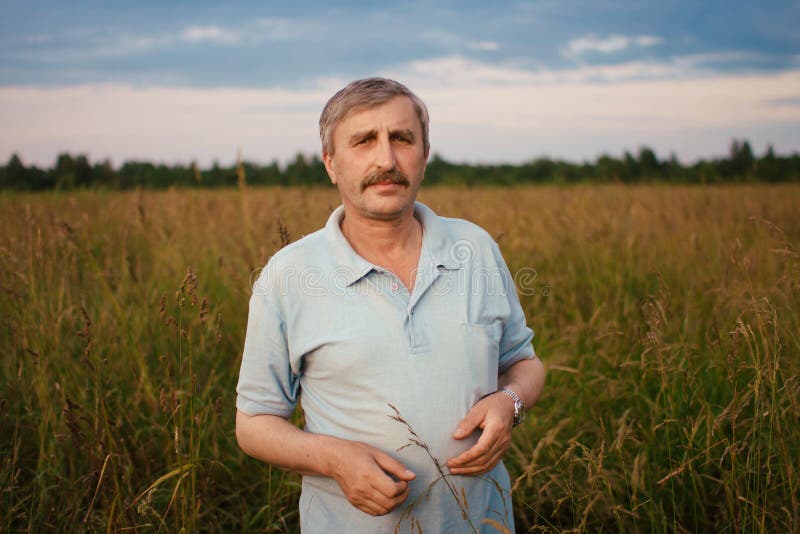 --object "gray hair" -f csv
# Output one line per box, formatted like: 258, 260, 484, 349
319, 77, 430, 157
